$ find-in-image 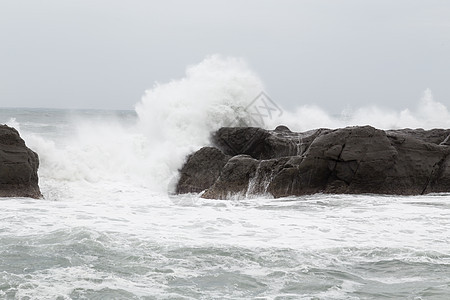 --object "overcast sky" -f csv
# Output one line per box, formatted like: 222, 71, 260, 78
1, 0, 450, 113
